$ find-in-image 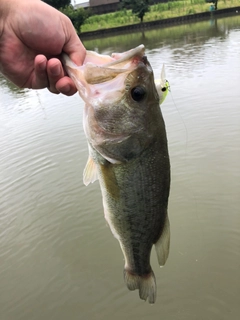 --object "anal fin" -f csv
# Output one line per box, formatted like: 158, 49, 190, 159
155, 214, 170, 266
